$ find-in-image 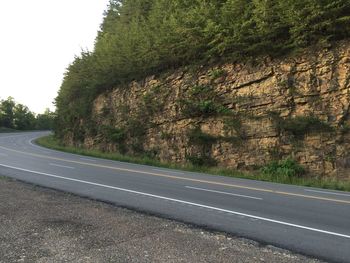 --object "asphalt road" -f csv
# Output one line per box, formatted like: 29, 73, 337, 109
0, 131, 349, 262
